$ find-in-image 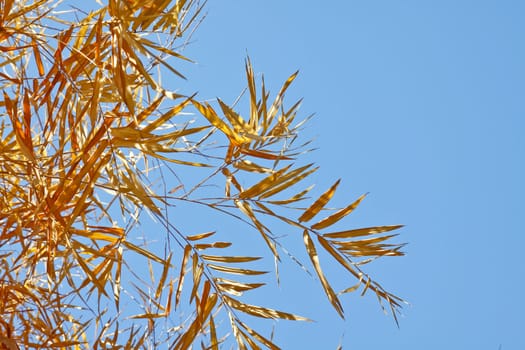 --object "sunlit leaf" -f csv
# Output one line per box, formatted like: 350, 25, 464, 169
311, 193, 367, 230
224, 296, 310, 321
303, 230, 344, 318
299, 179, 341, 222
323, 225, 404, 239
